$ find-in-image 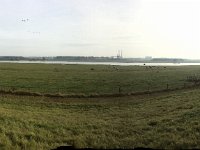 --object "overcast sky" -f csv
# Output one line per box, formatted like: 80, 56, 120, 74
0, 0, 200, 58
